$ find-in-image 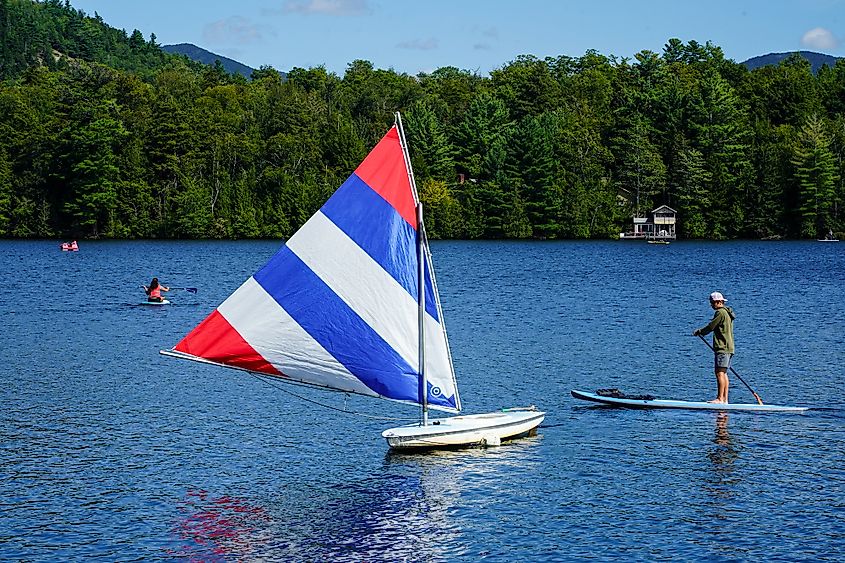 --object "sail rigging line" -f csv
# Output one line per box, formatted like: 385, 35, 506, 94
161, 348, 429, 416
248, 372, 418, 421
